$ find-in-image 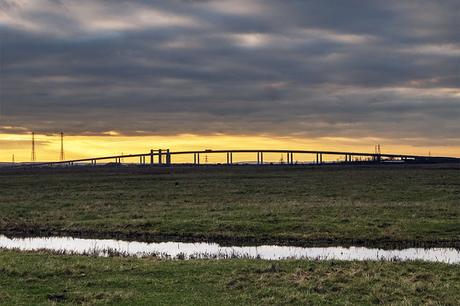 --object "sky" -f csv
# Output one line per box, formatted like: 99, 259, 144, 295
0, 0, 459, 161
